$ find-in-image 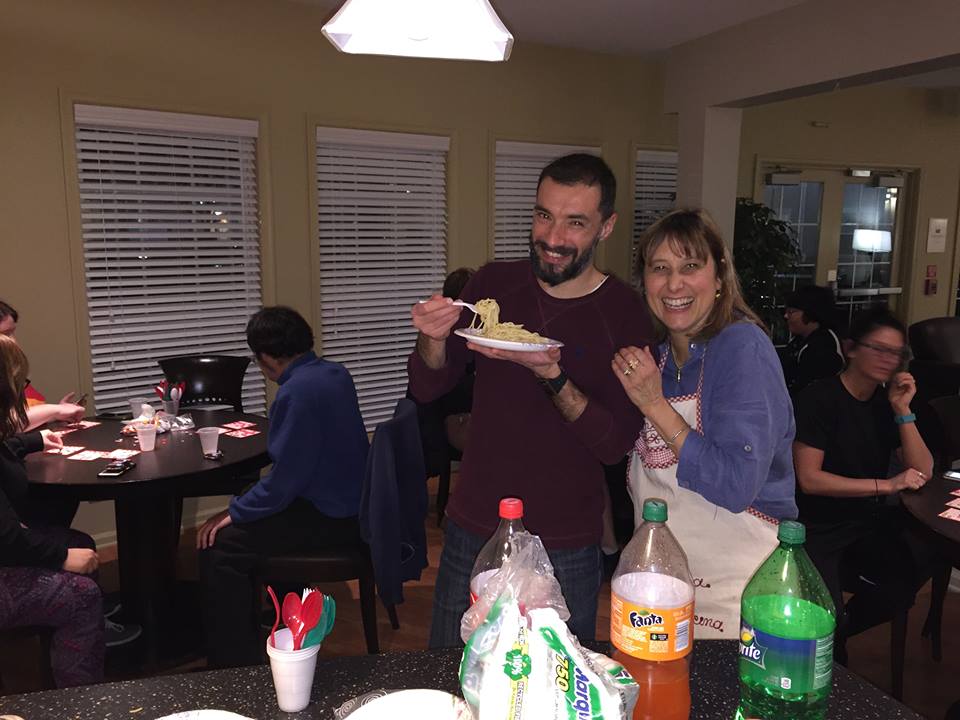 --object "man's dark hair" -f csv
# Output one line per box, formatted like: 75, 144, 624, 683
246, 306, 314, 359
537, 154, 617, 220
785, 285, 836, 327
847, 304, 906, 345
0, 300, 18, 323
